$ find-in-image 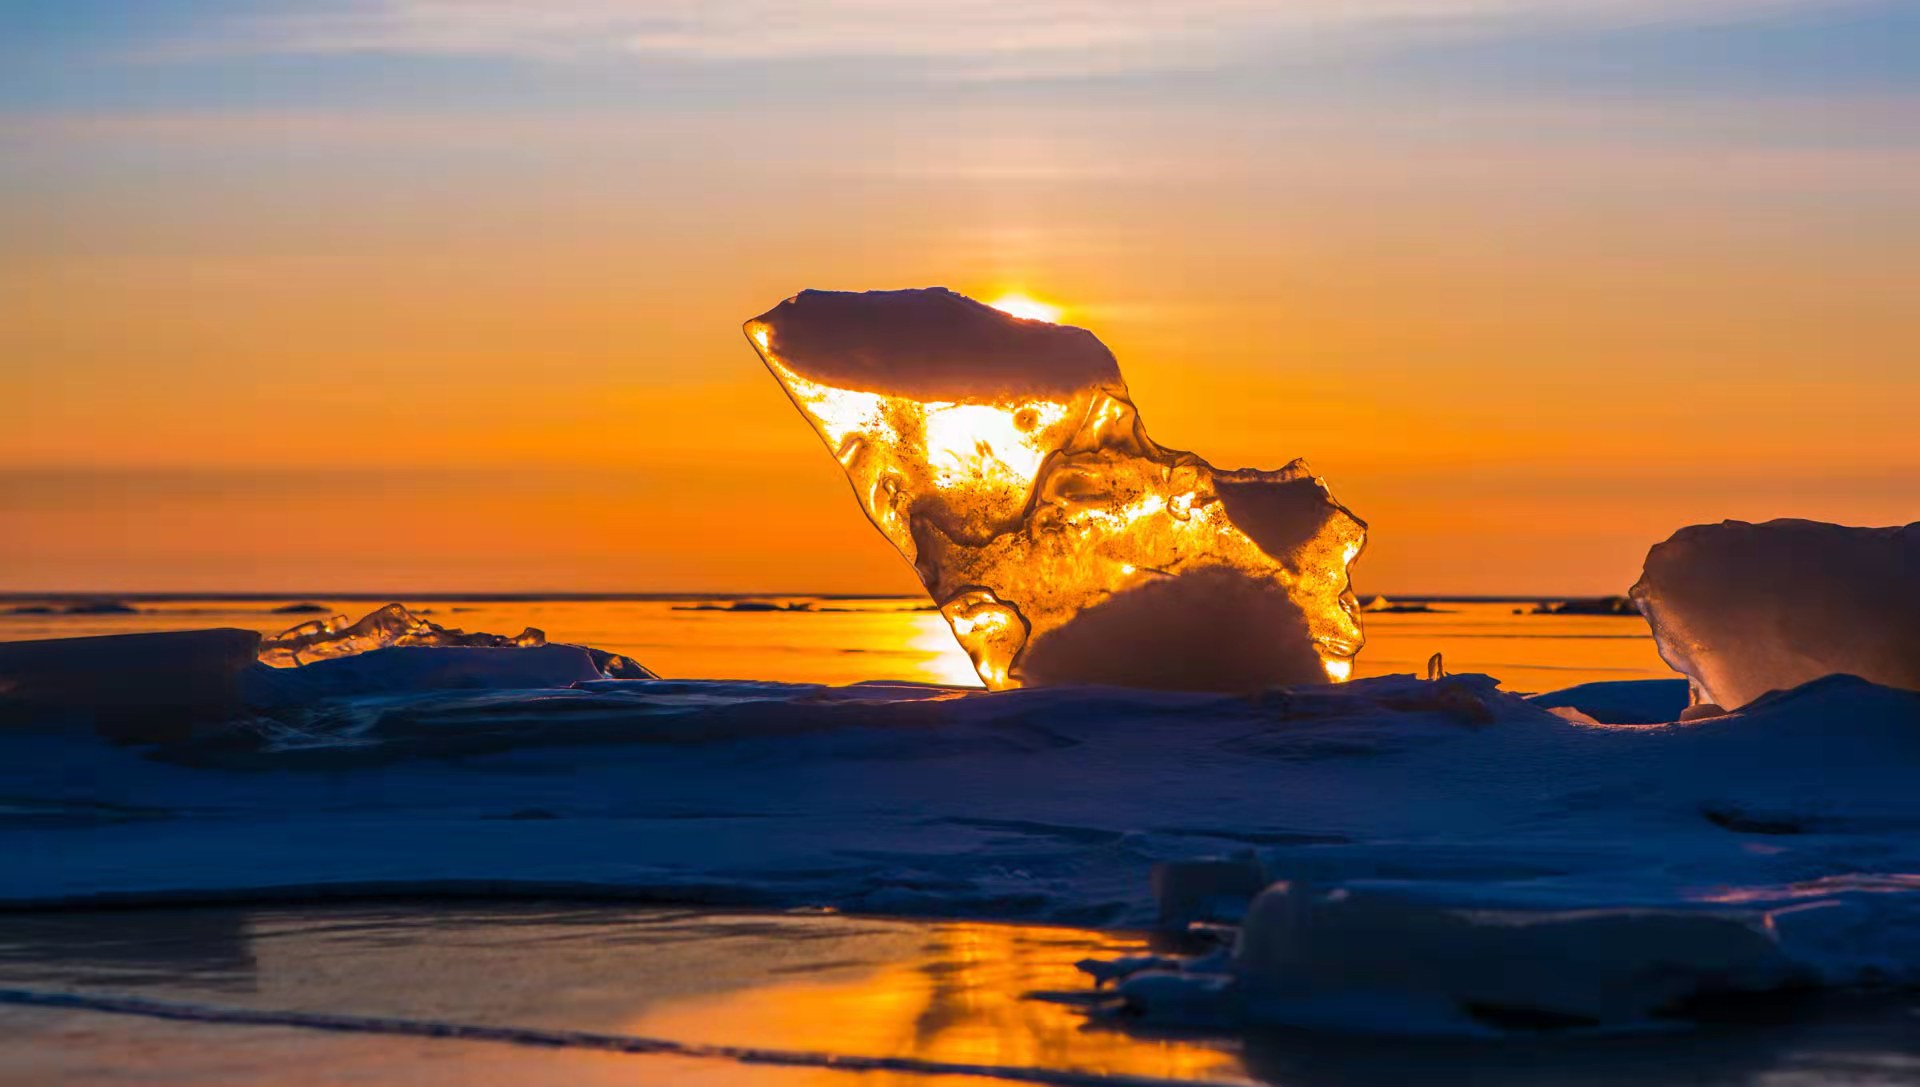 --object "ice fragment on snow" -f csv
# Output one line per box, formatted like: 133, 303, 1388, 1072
259, 603, 544, 668
1630, 519, 1920, 709
745, 287, 1365, 691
